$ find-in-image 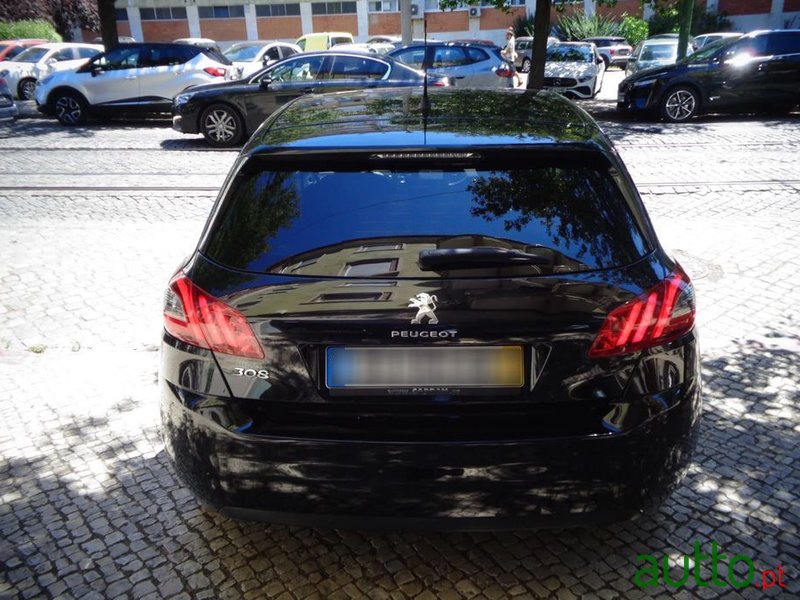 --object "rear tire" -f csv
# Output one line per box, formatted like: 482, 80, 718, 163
18, 78, 37, 101
660, 86, 700, 123
200, 103, 245, 147
521, 58, 531, 74
51, 90, 88, 125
